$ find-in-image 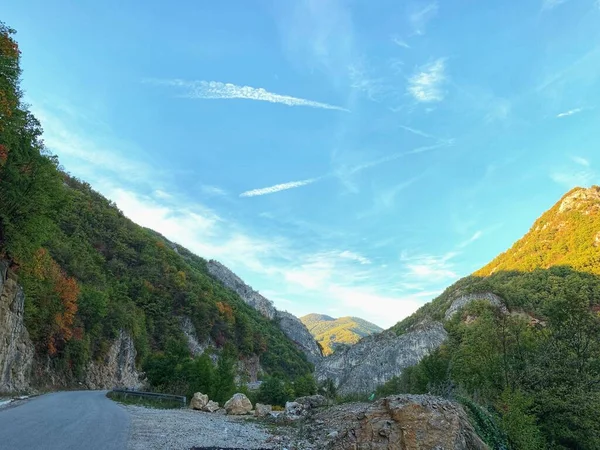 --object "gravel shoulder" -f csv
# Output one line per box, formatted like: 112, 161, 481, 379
125, 405, 291, 450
